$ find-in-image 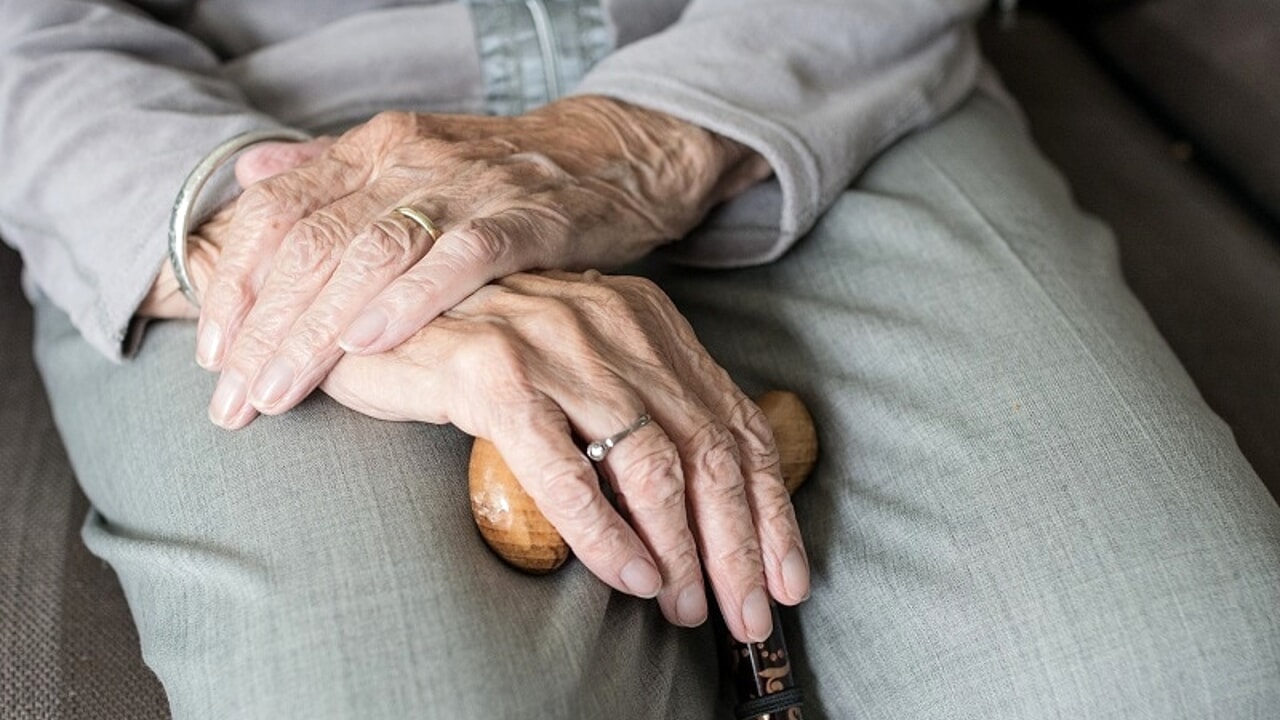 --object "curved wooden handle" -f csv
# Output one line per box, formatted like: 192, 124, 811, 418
469, 391, 818, 573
